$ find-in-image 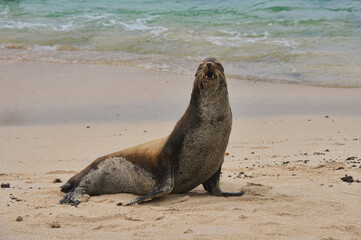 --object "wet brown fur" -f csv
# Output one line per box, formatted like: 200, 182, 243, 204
62, 137, 168, 192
